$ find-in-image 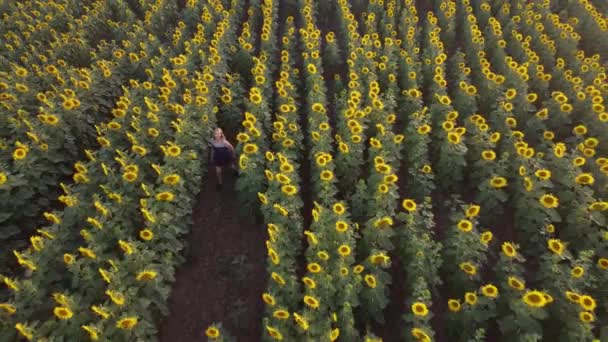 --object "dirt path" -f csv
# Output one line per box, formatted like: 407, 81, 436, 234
159, 166, 266, 341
